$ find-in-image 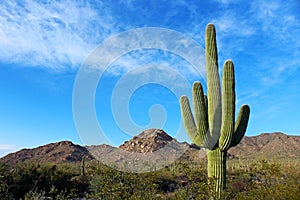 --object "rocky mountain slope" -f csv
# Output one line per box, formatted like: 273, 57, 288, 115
1, 130, 299, 168
119, 129, 174, 153
117, 128, 207, 162
228, 132, 300, 160
0, 141, 94, 167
